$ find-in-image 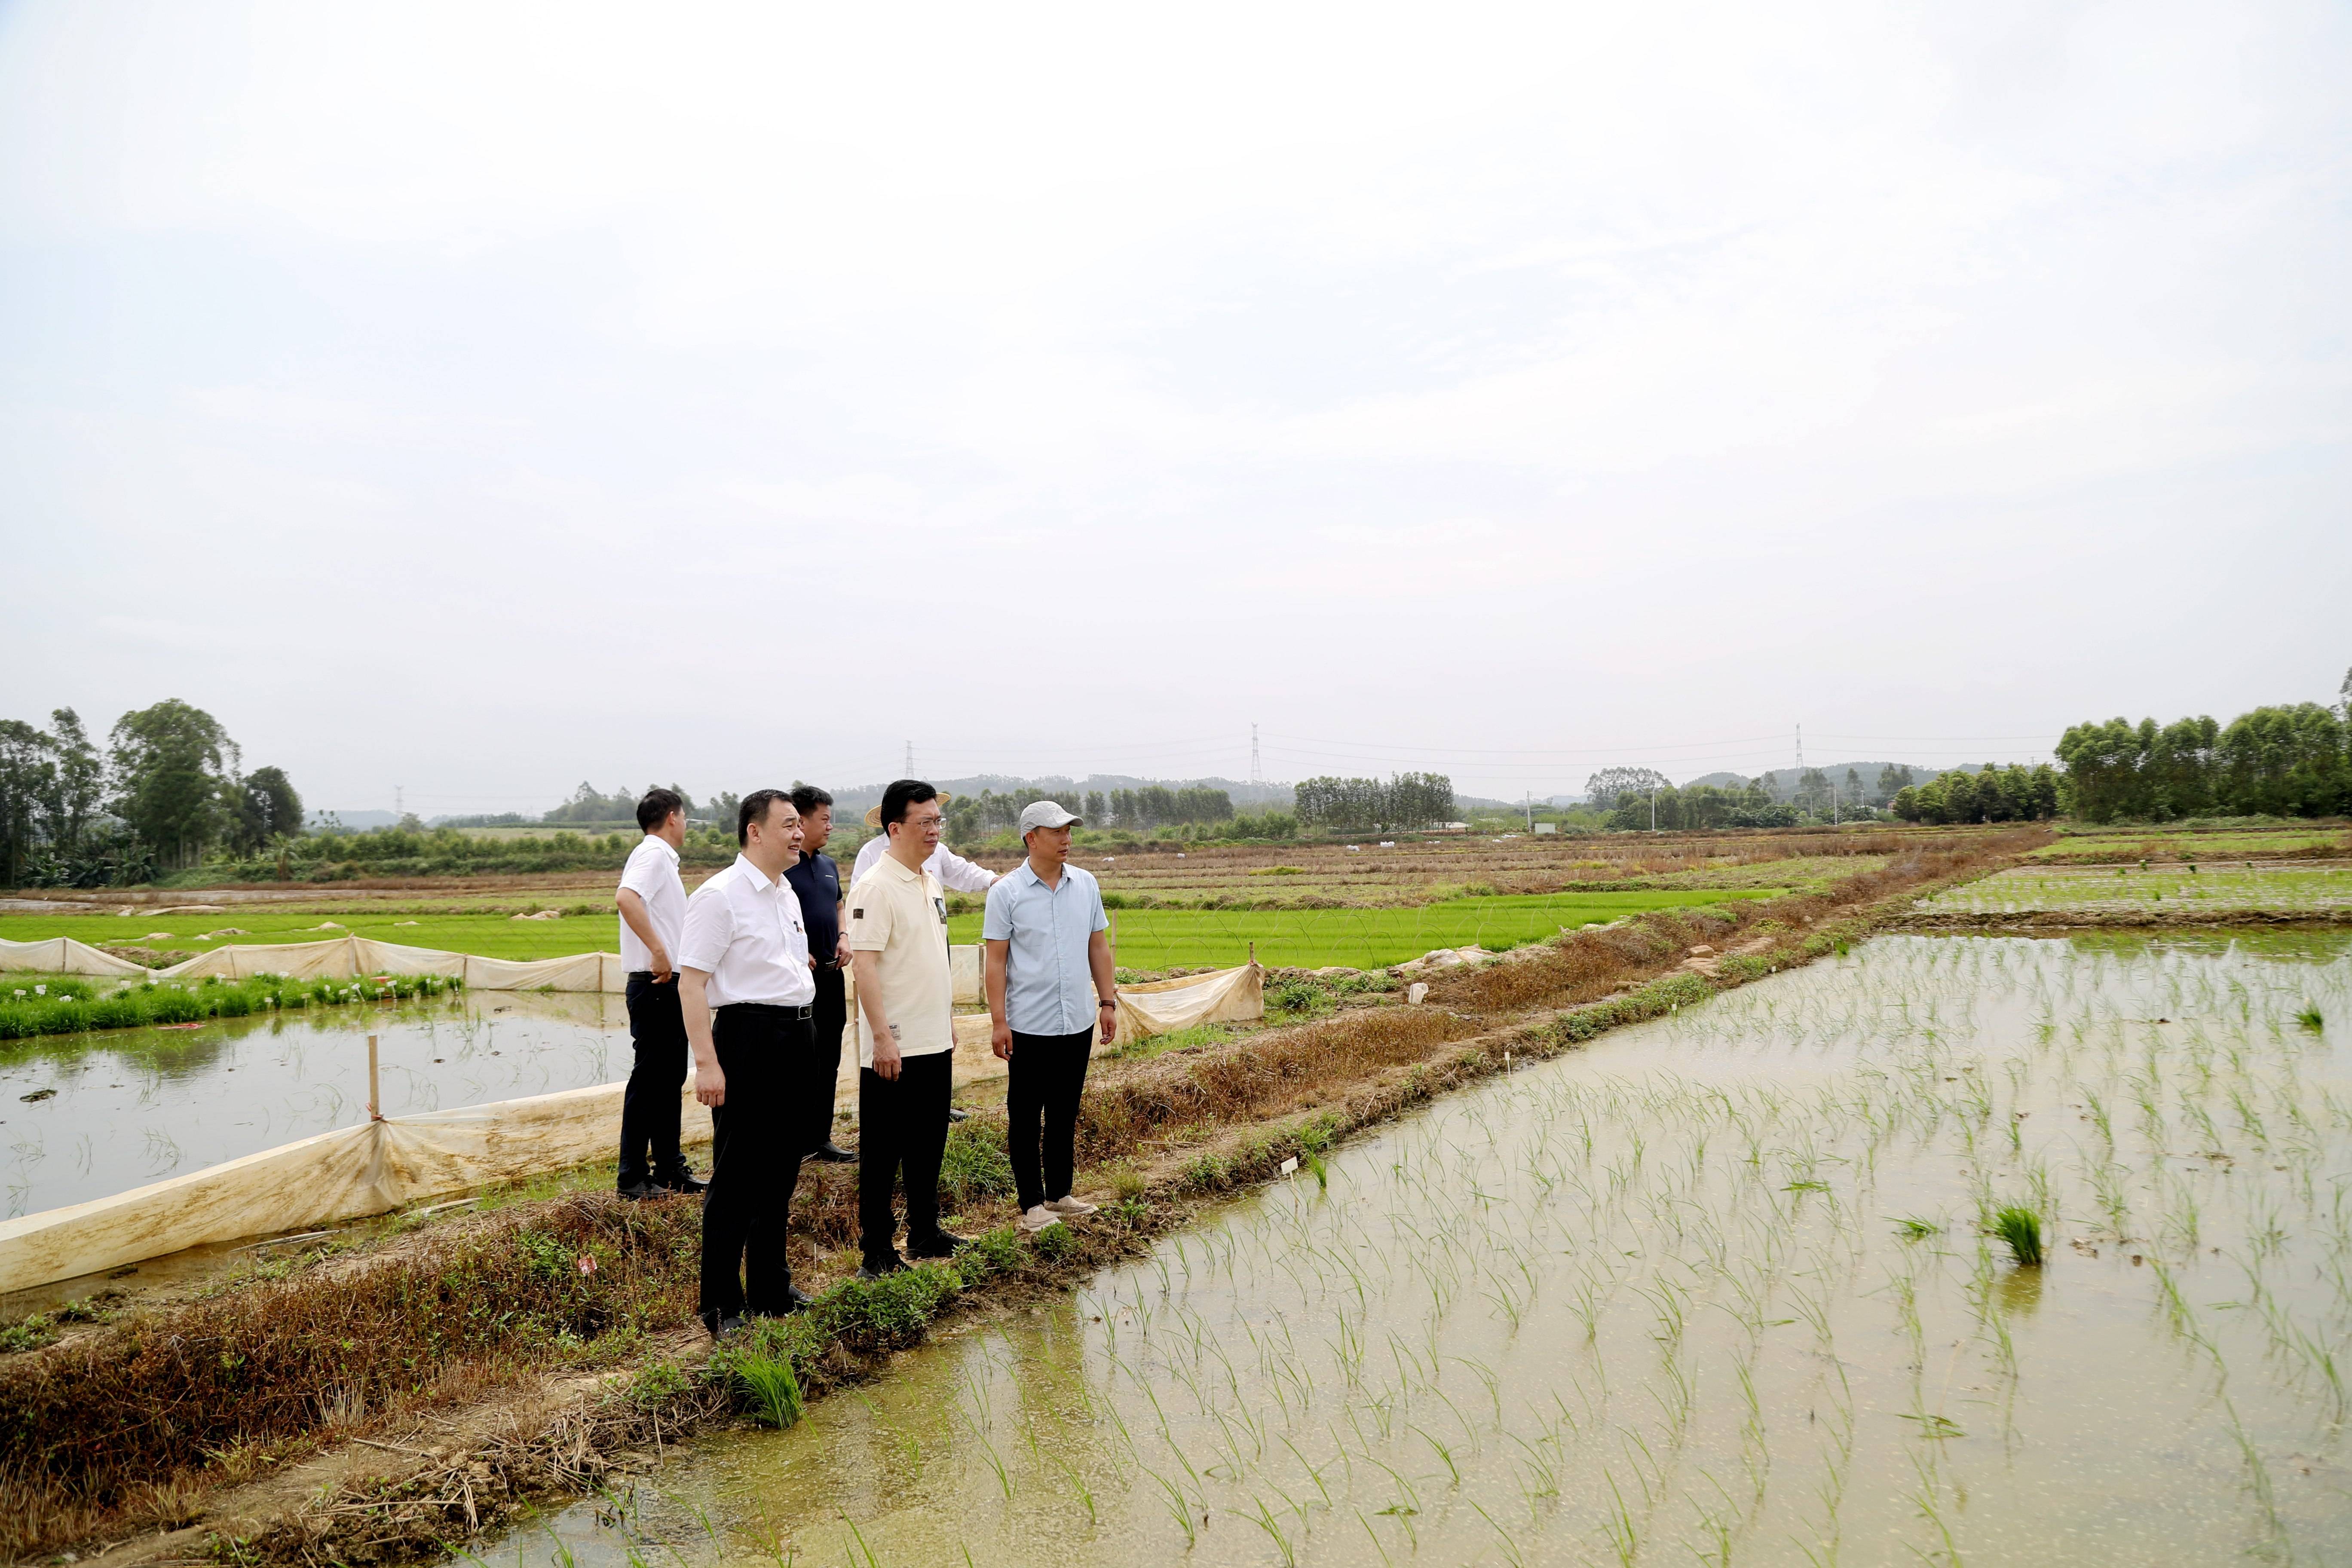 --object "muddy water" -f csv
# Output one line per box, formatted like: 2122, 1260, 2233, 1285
517, 933, 2352, 1566
0, 992, 628, 1219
